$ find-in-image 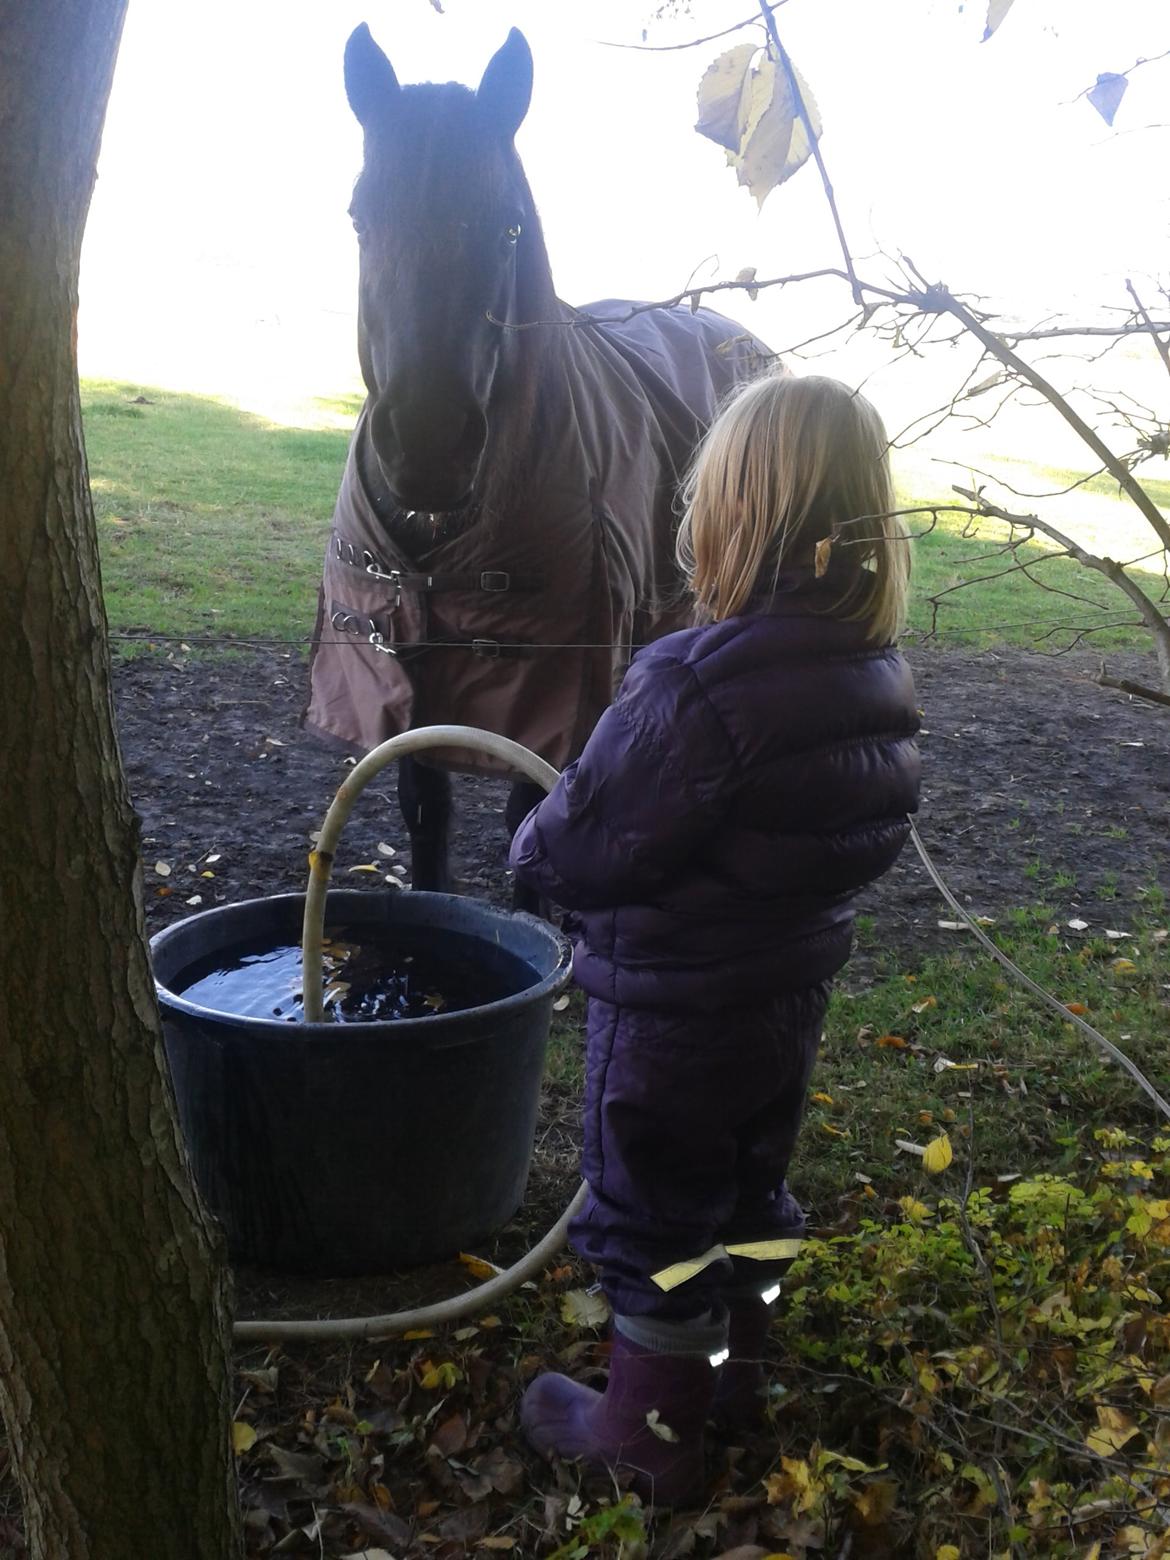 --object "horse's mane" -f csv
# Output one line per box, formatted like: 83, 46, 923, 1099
359, 83, 564, 558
